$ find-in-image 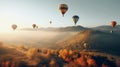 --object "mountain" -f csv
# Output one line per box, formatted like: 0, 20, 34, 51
92, 25, 120, 34
93, 25, 120, 30
20, 25, 120, 33
20, 25, 88, 32
57, 30, 120, 56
